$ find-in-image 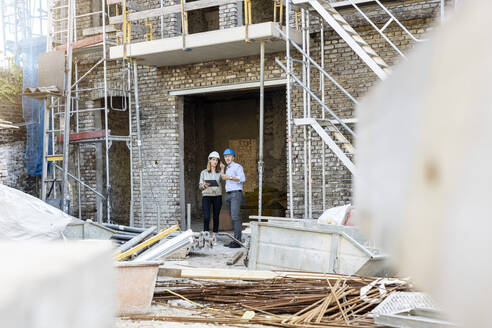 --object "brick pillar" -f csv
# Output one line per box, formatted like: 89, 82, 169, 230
219, 2, 243, 29
162, 0, 181, 38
